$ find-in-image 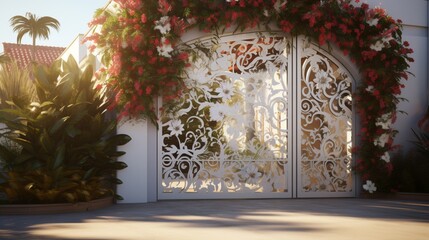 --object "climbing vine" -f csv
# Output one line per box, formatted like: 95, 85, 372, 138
86, 0, 414, 193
